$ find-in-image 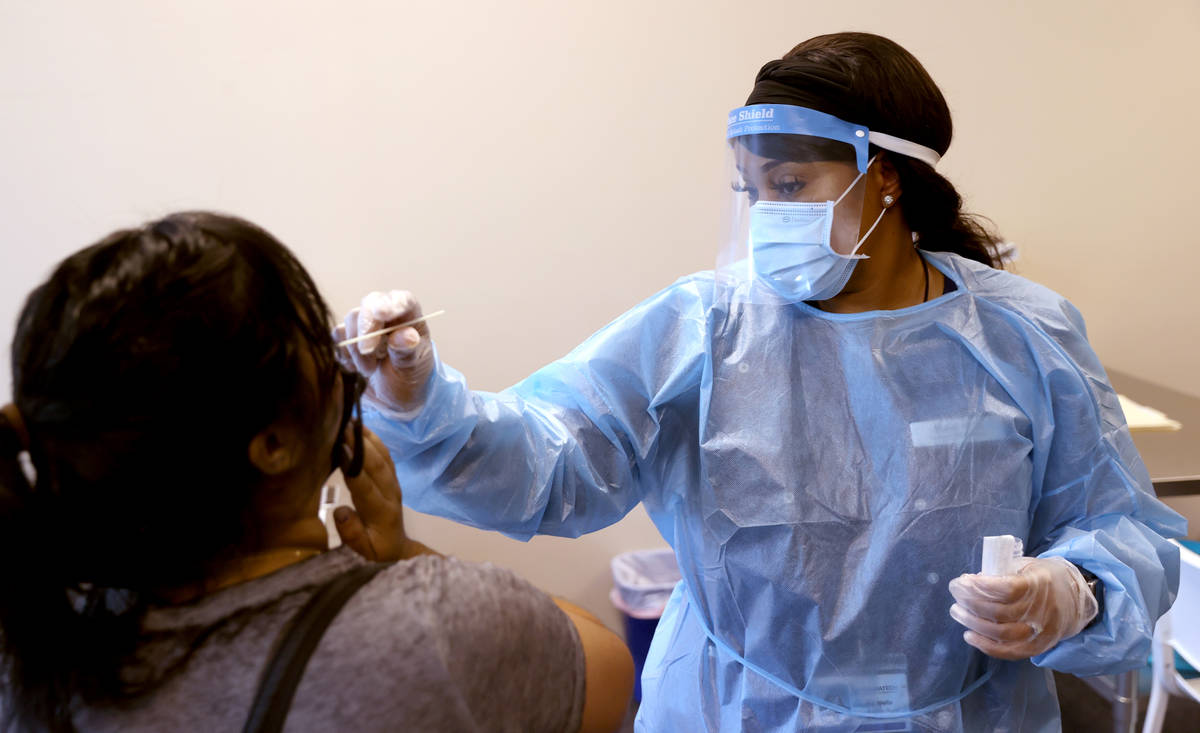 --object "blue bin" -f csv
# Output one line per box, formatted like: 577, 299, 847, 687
621, 615, 660, 701
610, 549, 681, 702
